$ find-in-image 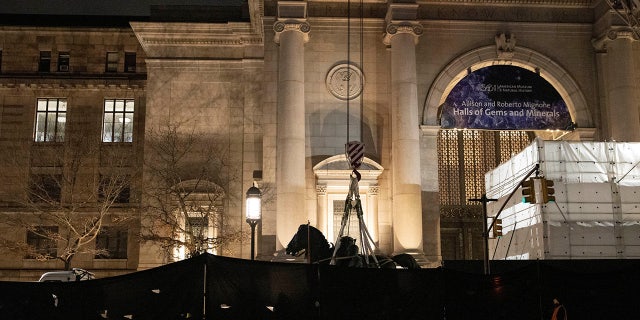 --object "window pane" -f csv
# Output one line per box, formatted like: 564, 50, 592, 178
34, 98, 66, 142
102, 99, 134, 143
125, 100, 134, 111
114, 99, 124, 111
124, 52, 136, 73
39, 51, 51, 72
106, 52, 118, 72
103, 122, 113, 142
58, 52, 70, 72
37, 99, 47, 111
105, 100, 114, 111
113, 122, 123, 142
